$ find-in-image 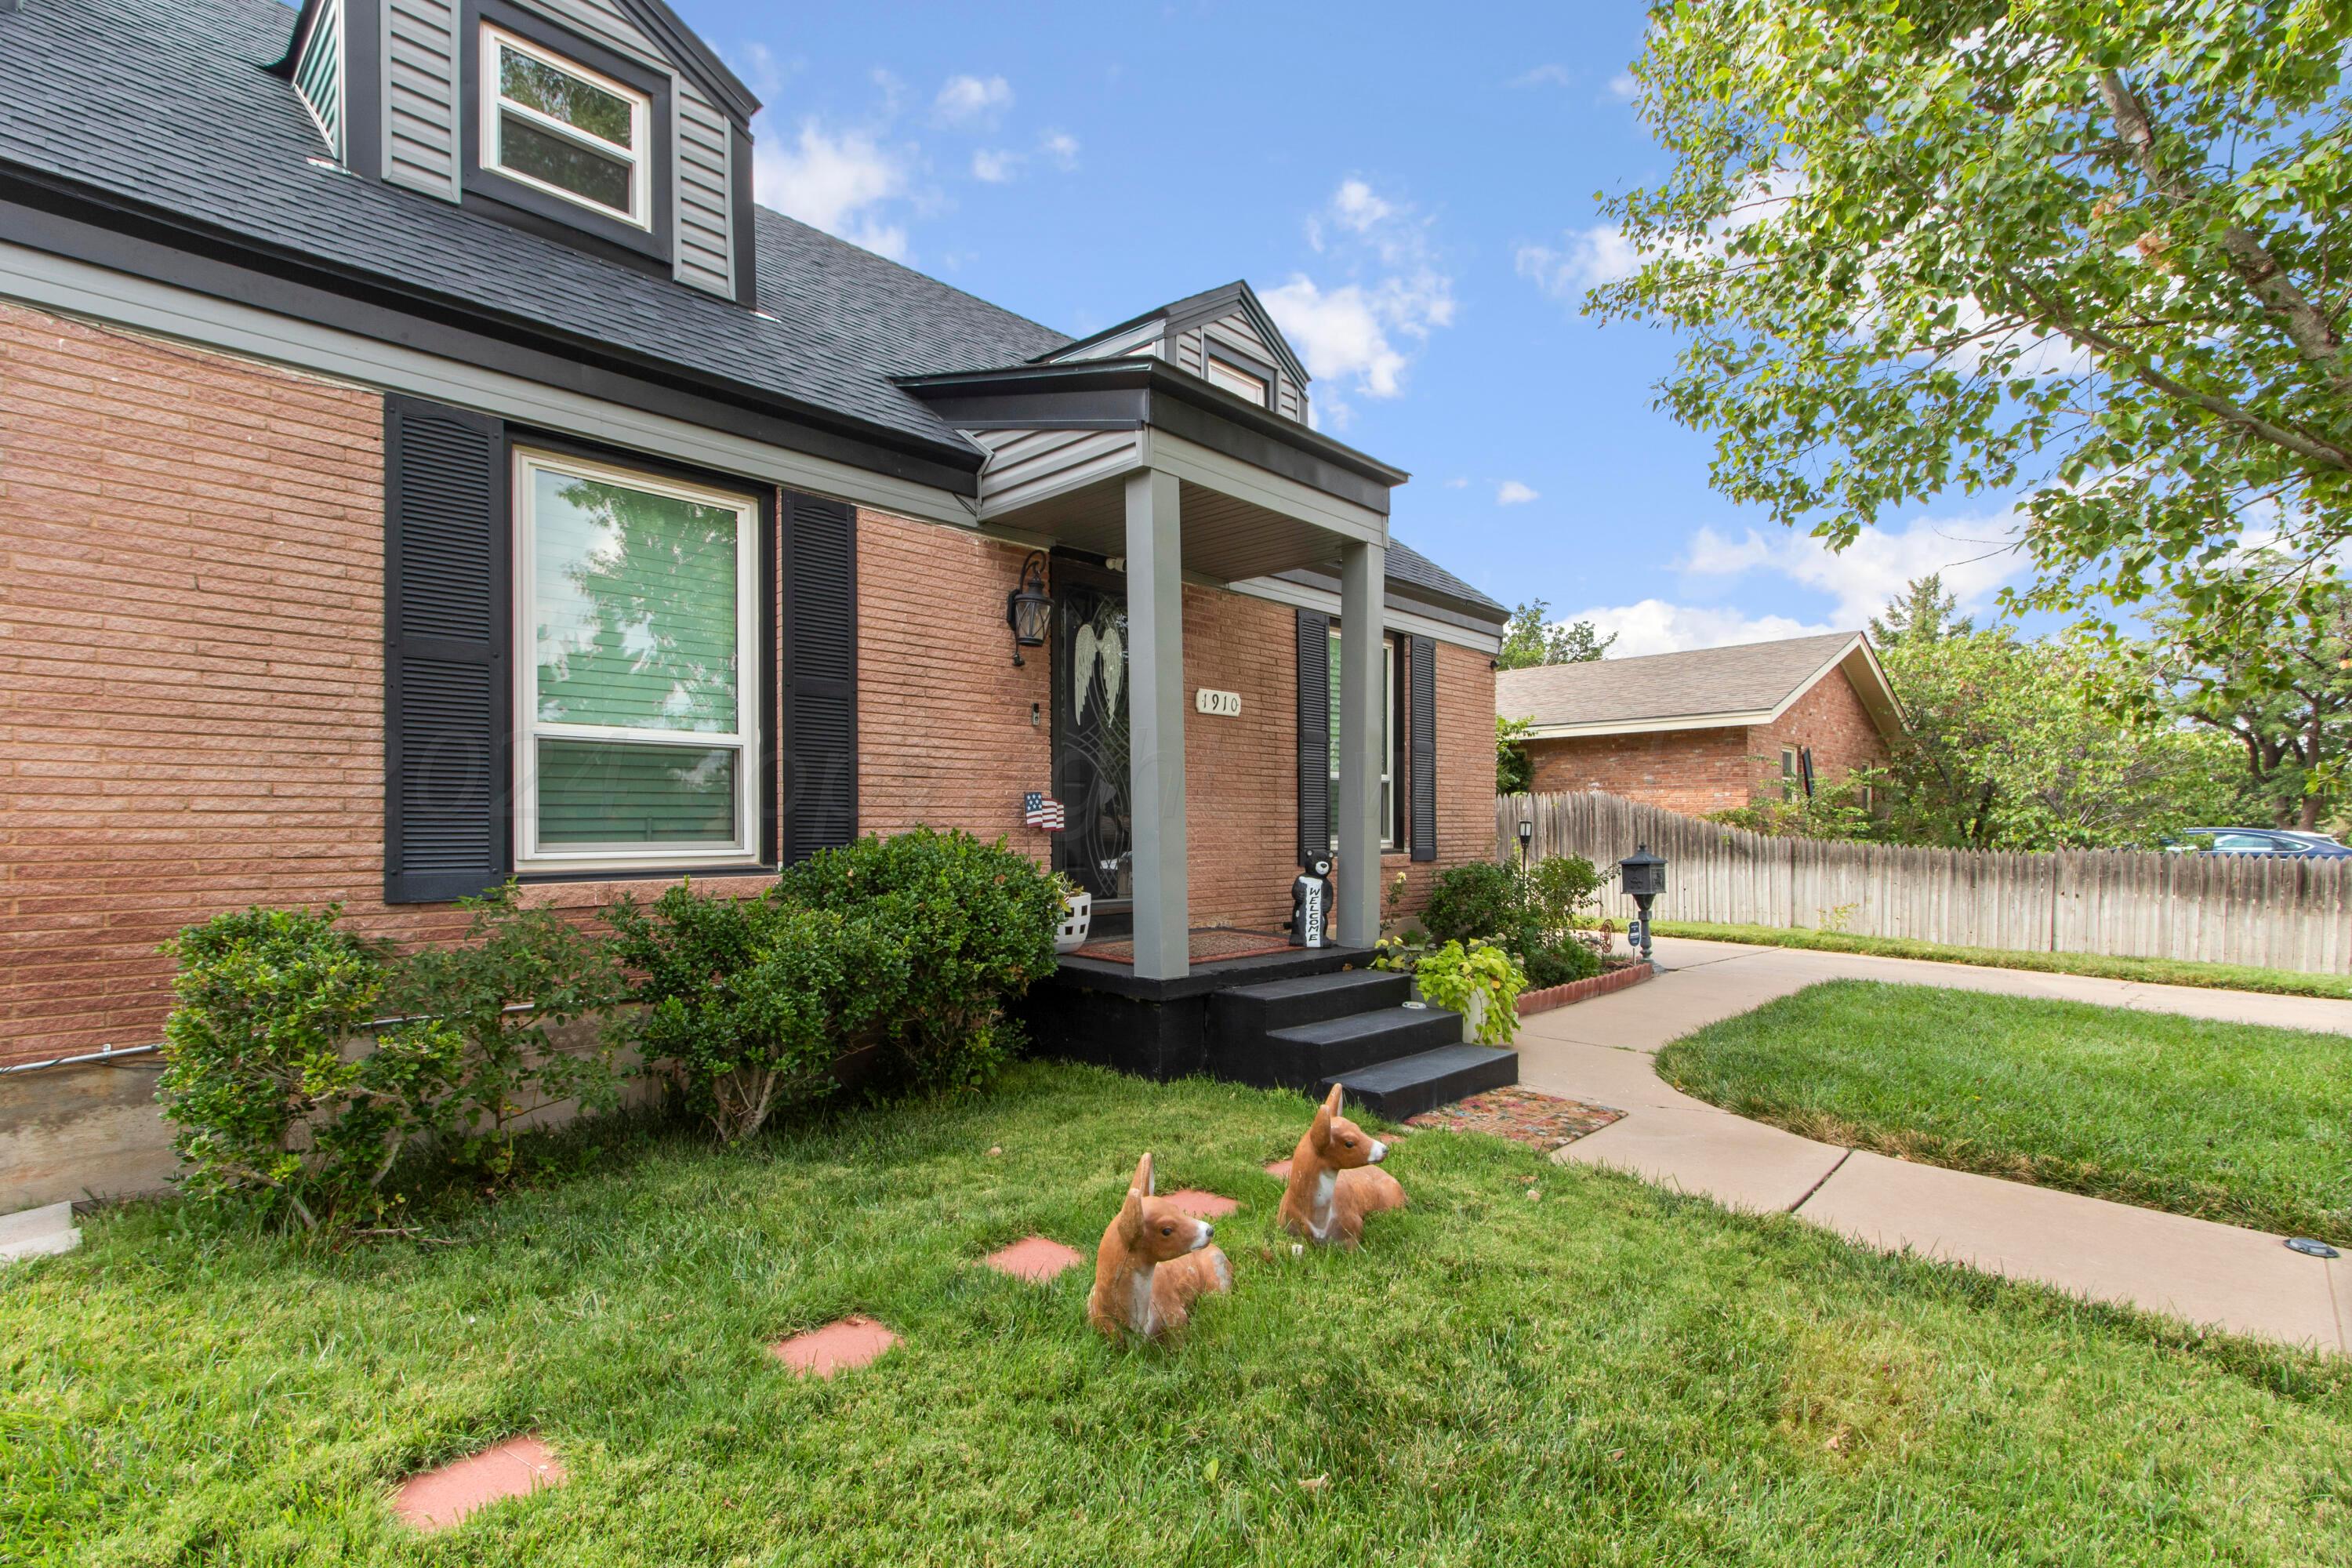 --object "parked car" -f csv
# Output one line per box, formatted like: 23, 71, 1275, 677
2168, 827, 2352, 858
